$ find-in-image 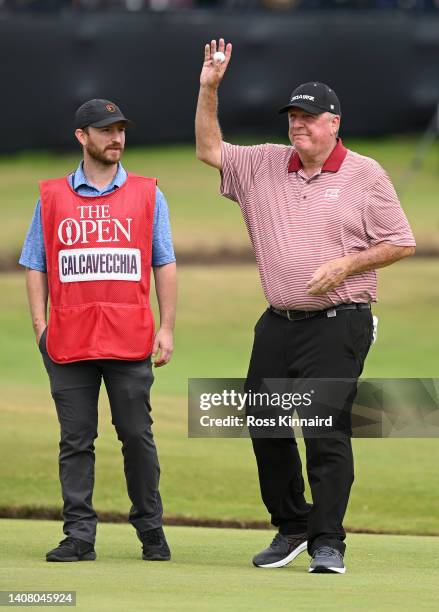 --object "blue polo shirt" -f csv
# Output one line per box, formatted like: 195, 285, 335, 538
19, 161, 176, 271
